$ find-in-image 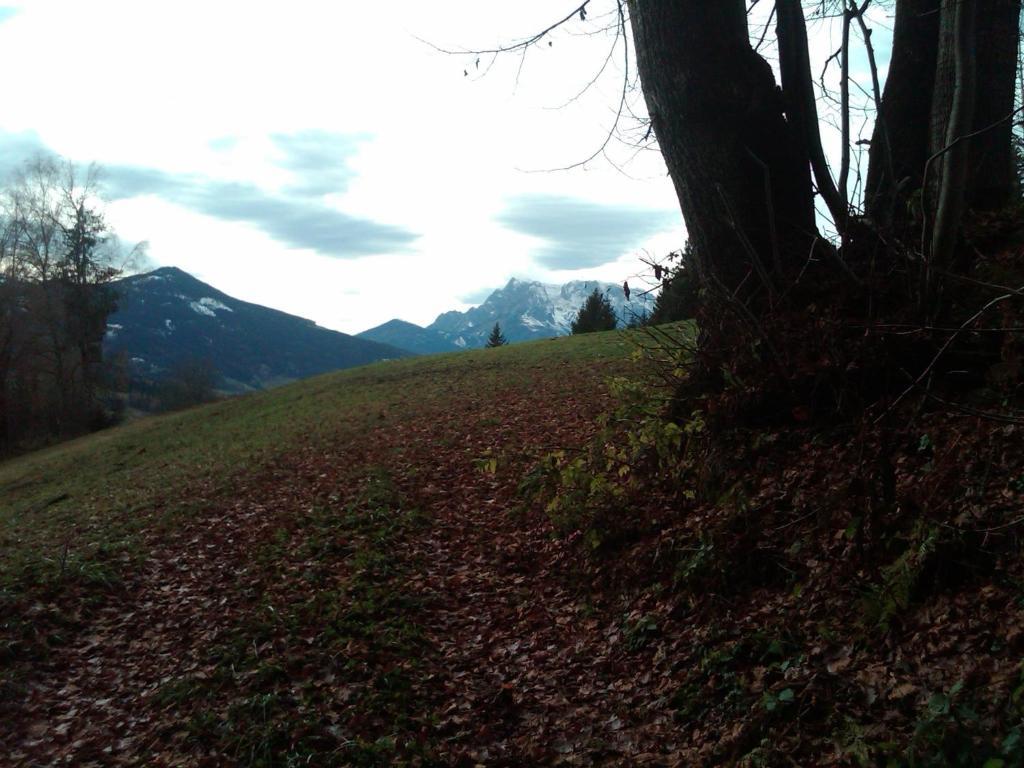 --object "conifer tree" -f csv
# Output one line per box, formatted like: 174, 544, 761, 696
486, 322, 508, 347
650, 244, 700, 325
571, 289, 617, 334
